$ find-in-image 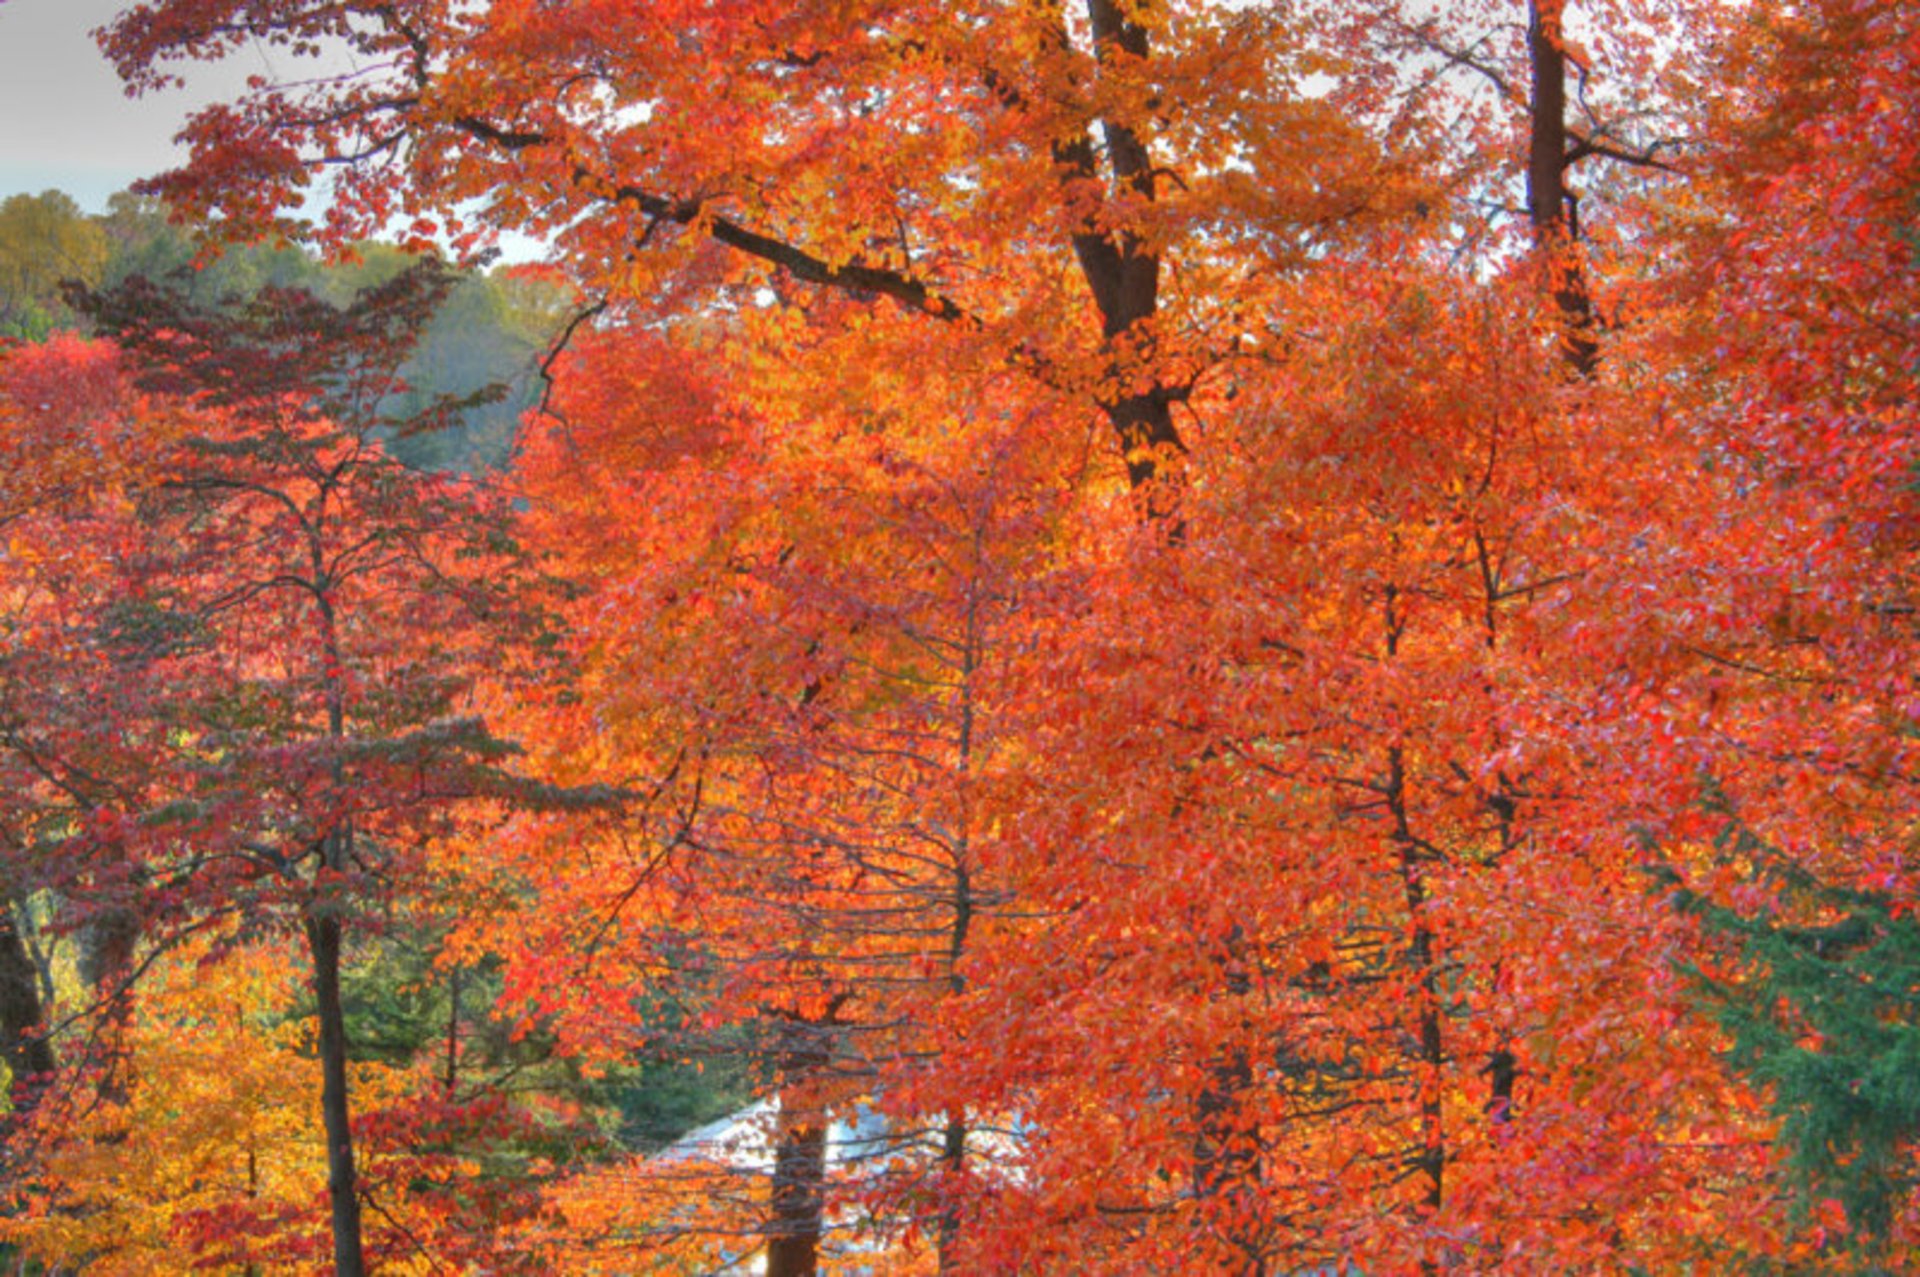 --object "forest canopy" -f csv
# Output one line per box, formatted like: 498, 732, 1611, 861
0, 0, 1915, 1272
